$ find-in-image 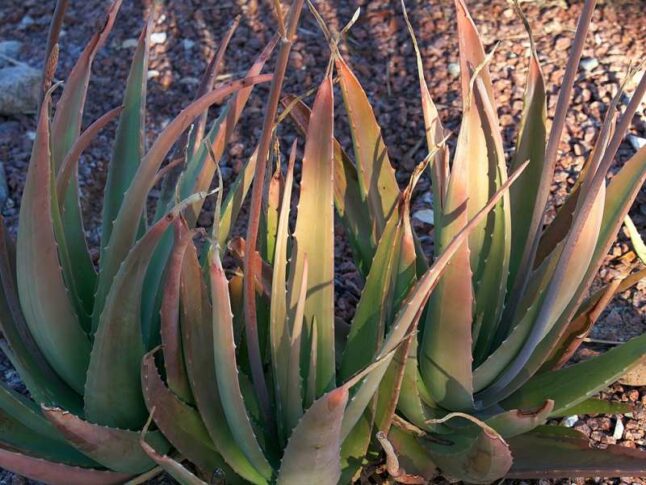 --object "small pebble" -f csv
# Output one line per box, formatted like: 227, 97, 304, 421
150, 32, 168, 45
612, 417, 624, 440
628, 135, 646, 151
413, 209, 434, 225
580, 57, 599, 72
562, 415, 578, 427
121, 38, 139, 49
448, 63, 460, 79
